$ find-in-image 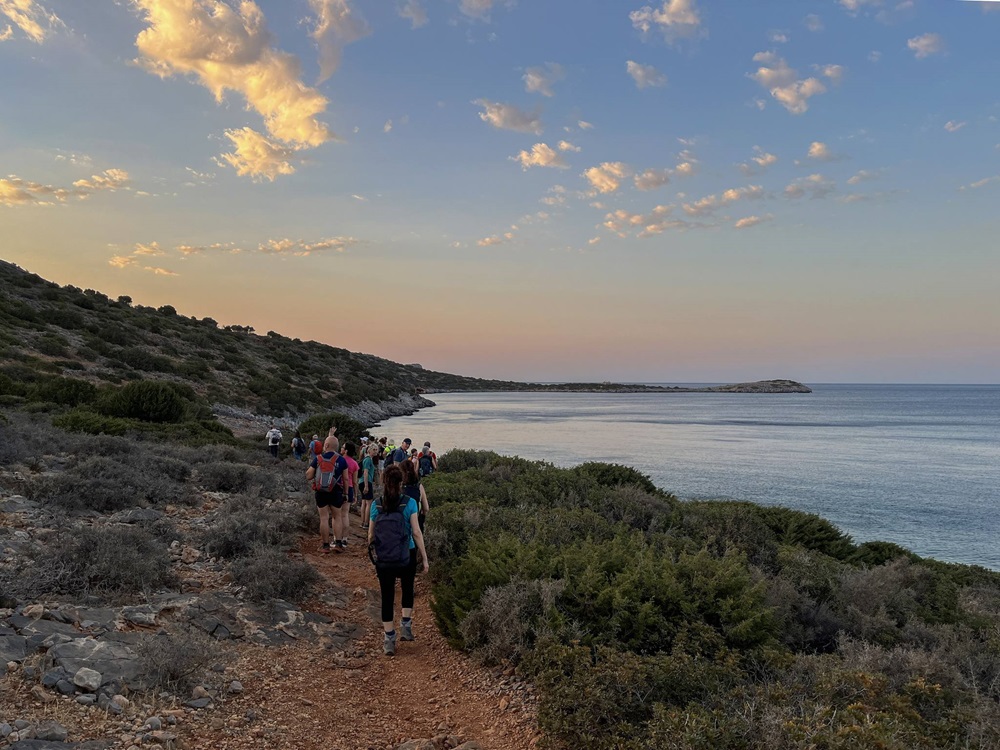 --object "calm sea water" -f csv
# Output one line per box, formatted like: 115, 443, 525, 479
379, 385, 1000, 570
